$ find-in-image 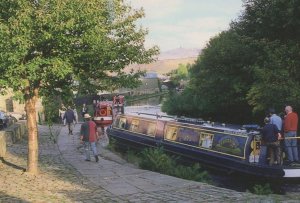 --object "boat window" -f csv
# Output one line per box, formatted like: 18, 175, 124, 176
118, 117, 127, 129
147, 123, 156, 136
165, 126, 178, 141
199, 132, 213, 148
177, 127, 200, 145
130, 119, 139, 132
